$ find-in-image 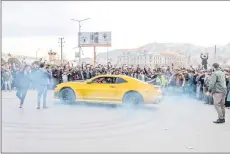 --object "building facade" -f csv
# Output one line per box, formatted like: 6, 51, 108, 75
117, 51, 188, 69
2, 53, 38, 65
2, 52, 66, 65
